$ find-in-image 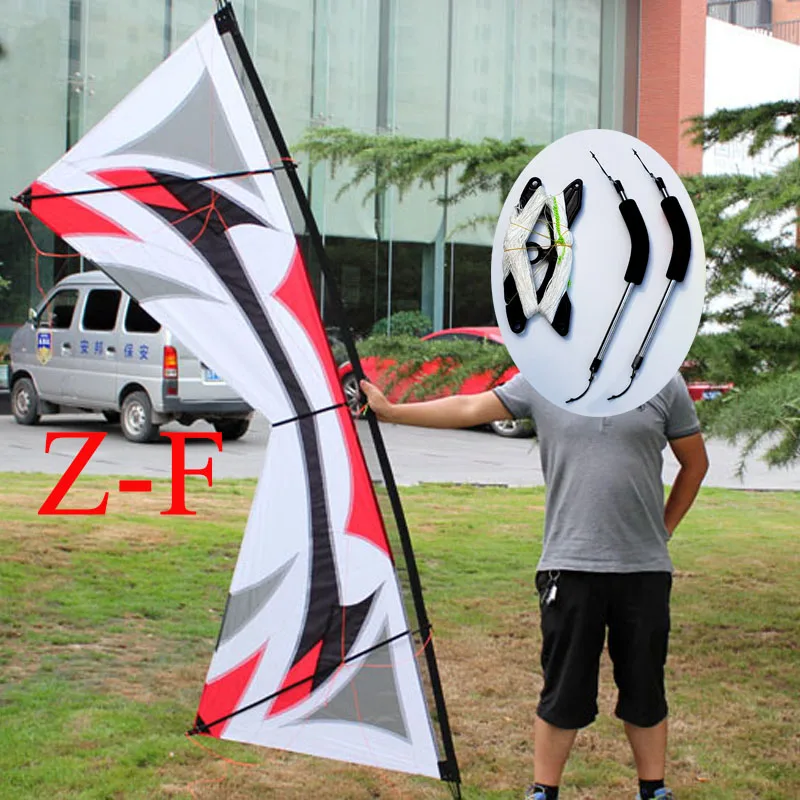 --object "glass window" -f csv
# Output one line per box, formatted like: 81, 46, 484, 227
81, 288, 121, 331
0, 2, 70, 215
82, 0, 165, 133
124, 299, 161, 333
445, 243, 496, 328
39, 289, 79, 330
